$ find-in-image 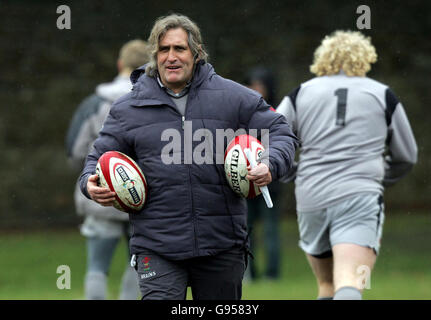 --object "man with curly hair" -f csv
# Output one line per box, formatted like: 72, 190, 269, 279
277, 30, 417, 299
79, 13, 298, 300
